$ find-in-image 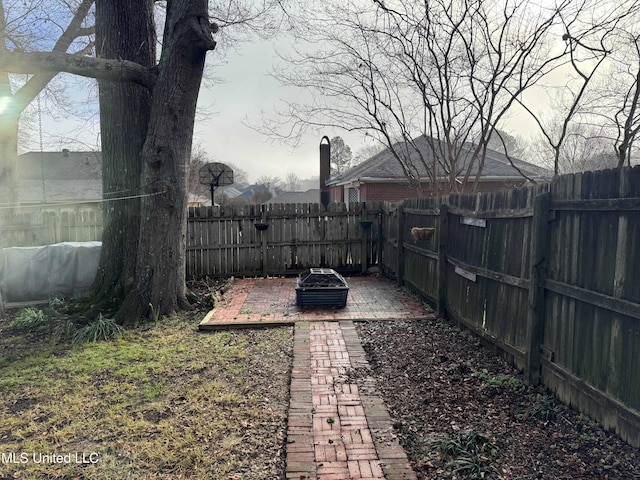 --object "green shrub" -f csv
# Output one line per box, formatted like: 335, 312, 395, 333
72, 314, 124, 344
433, 429, 496, 460
476, 372, 523, 391
10, 308, 49, 330
52, 318, 76, 342
432, 429, 501, 479
527, 394, 560, 422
